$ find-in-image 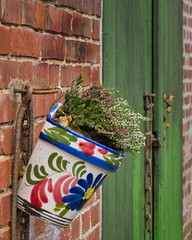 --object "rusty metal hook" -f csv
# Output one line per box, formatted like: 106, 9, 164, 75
50, 86, 64, 110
